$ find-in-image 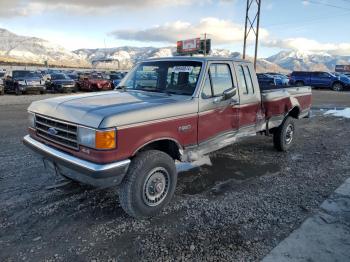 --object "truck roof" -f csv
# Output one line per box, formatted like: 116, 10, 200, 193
144, 56, 251, 63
